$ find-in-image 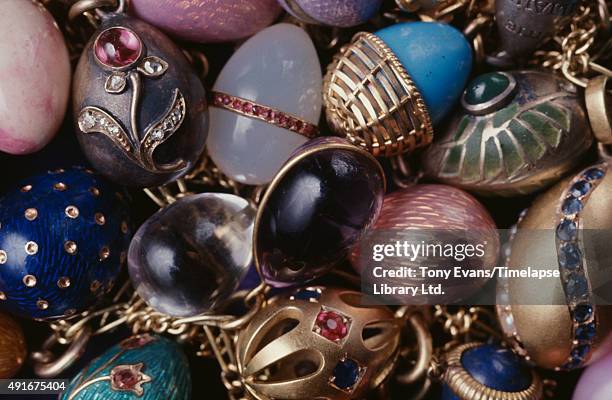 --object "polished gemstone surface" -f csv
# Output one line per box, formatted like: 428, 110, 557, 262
331, 358, 361, 391
94, 27, 142, 68
464, 72, 510, 106
256, 138, 384, 287
128, 193, 254, 317
375, 22, 472, 124
461, 344, 531, 392
208, 23, 322, 185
